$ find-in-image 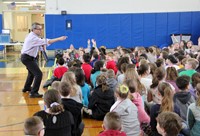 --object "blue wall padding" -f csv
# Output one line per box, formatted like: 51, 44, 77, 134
191, 12, 200, 42
180, 12, 192, 33
45, 11, 200, 50
144, 14, 156, 46
0, 14, 2, 35
155, 13, 168, 48
131, 14, 144, 47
